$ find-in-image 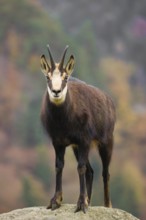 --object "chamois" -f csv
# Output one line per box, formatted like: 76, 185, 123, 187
40, 45, 116, 213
